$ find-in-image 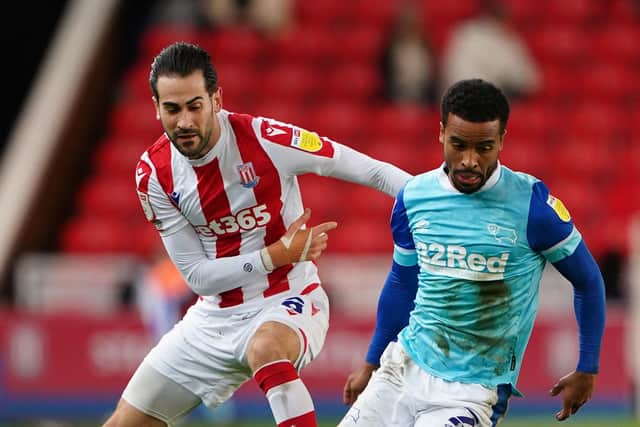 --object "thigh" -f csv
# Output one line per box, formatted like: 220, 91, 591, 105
121, 362, 201, 426
338, 342, 413, 427
143, 309, 252, 409
249, 286, 330, 369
